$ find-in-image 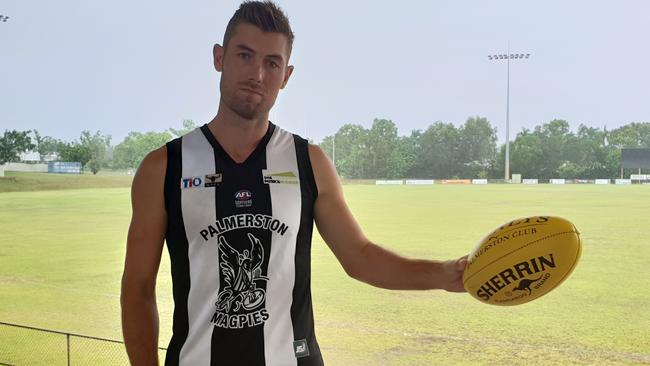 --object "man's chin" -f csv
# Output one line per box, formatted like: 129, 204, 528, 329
223, 96, 271, 121
232, 105, 263, 121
